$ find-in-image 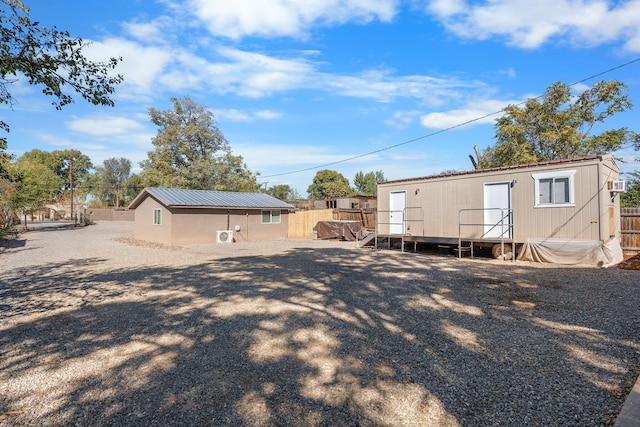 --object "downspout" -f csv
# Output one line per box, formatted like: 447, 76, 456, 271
227, 210, 230, 231
246, 212, 249, 241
